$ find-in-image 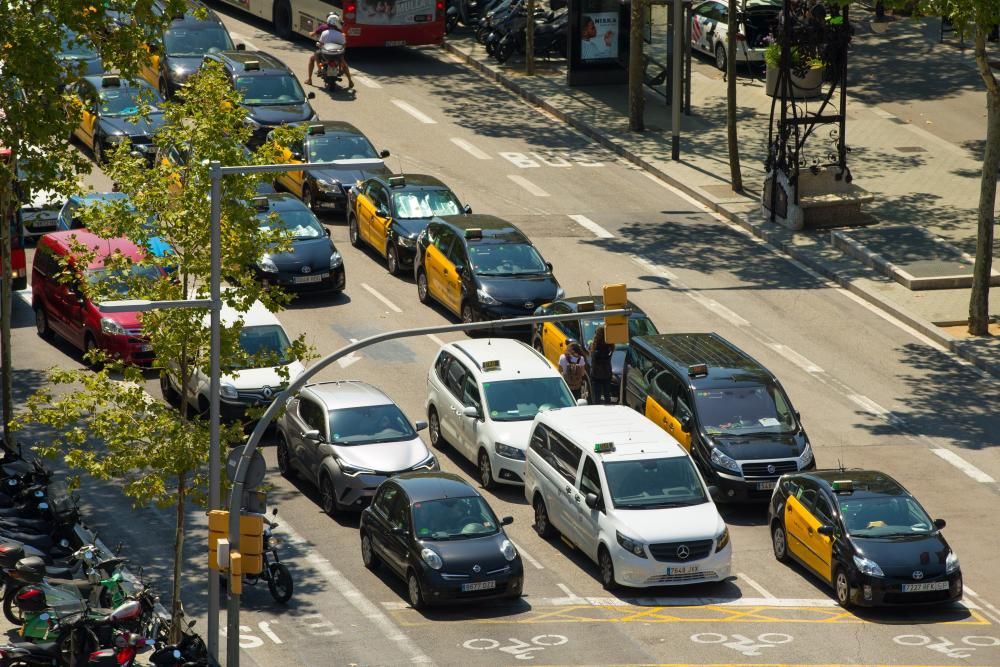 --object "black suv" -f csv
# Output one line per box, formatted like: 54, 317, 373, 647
204, 51, 316, 147
145, 0, 238, 99
621, 332, 814, 502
